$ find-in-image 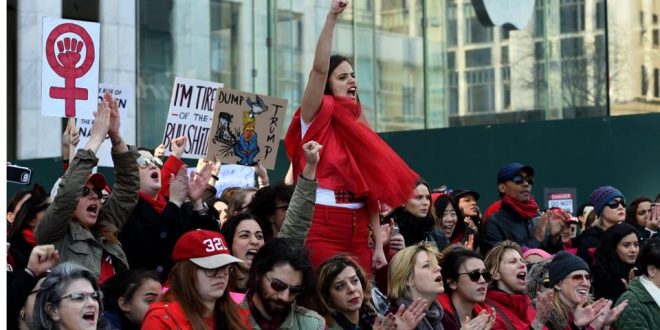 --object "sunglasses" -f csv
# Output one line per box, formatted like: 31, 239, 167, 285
136, 155, 163, 168
511, 175, 534, 185
201, 264, 233, 277
606, 199, 626, 209
82, 186, 103, 200
61, 291, 103, 303
569, 274, 591, 283
265, 273, 303, 296
457, 269, 493, 283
